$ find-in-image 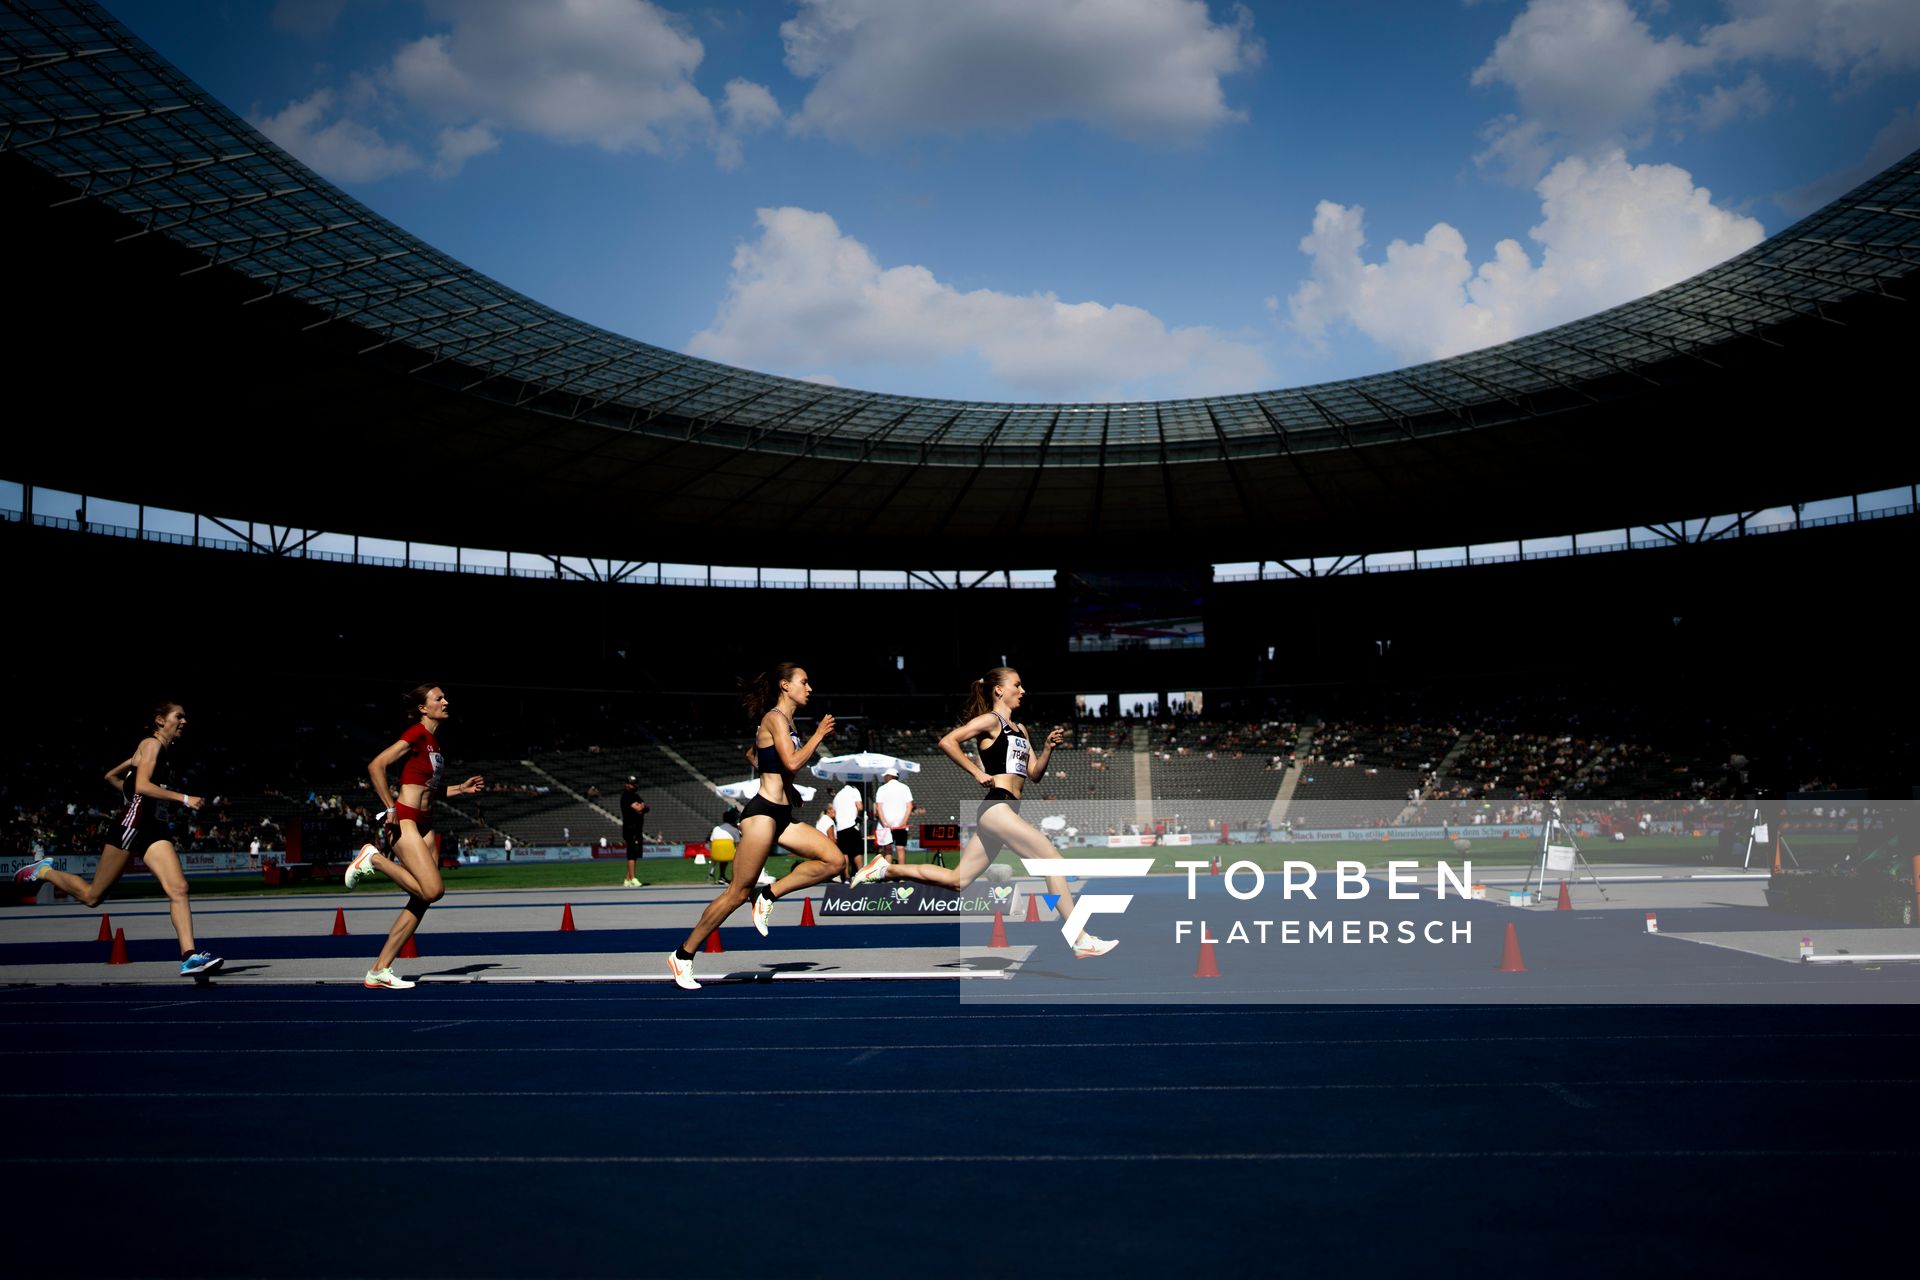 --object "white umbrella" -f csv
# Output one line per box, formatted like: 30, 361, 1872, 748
811, 753, 923, 851
810, 752, 922, 783
717, 777, 816, 803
